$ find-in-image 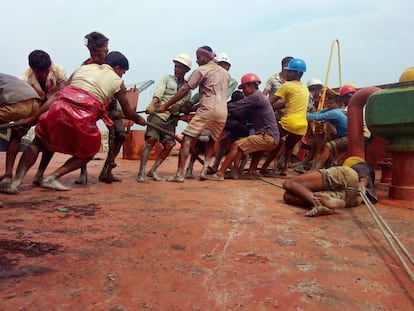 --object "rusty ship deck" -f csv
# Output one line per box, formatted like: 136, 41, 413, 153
0, 152, 413, 311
